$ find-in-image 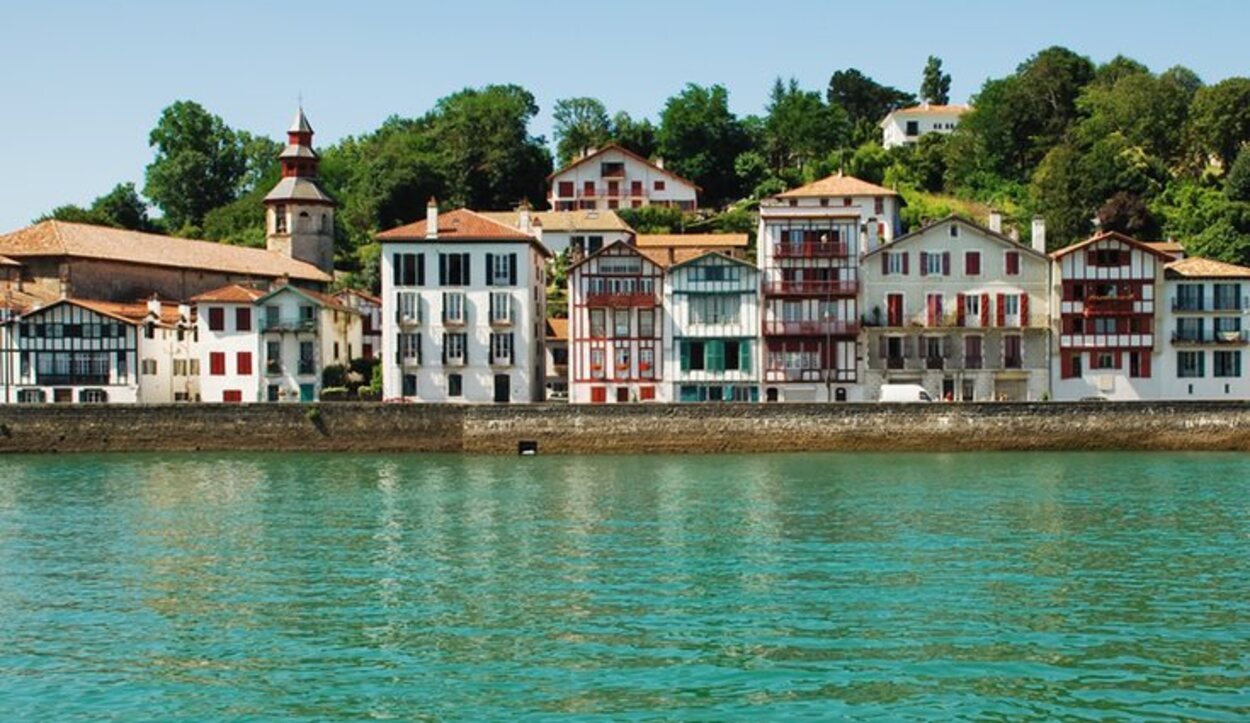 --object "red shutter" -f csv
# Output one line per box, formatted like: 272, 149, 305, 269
881, 253, 889, 275
210, 352, 225, 376
640, 386, 655, 401
920, 252, 929, 276
996, 294, 1006, 327
956, 293, 966, 327
927, 296, 936, 326
966, 252, 981, 276
902, 252, 909, 275
235, 307, 251, 332
1140, 351, 1152, 378
1006, 251, 1020, 276
942, 252, 951, 276
1020, 293, 1029, 327
208, 307, 224, 332
591, 387, 606, 403
222, 390, 243, 404
237, 351, 252, 376
980, 293, 990, 326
